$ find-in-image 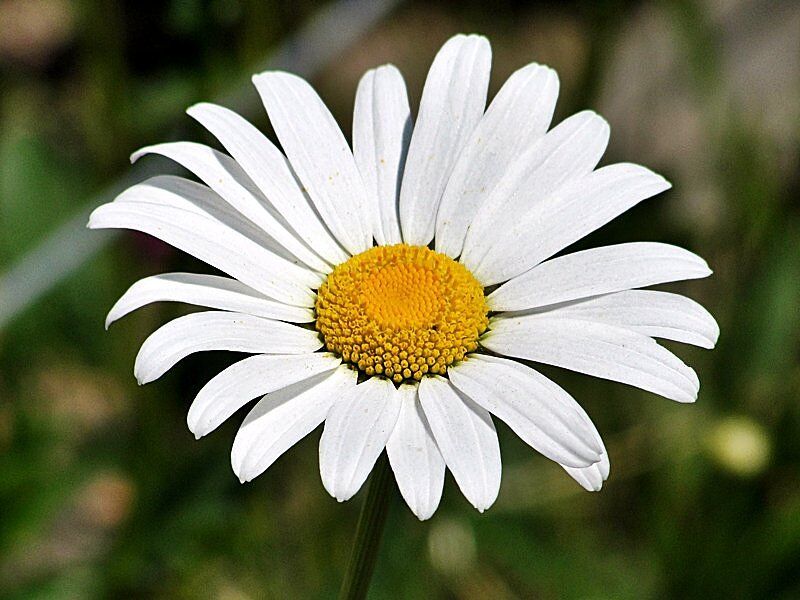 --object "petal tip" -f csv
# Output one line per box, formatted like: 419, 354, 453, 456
252, 70, 295, 84
133, 365, 152, 386
129, 147, 149, 163
86, 208, 103, 229
414, 506, 437, 521
185, 102, 213, 118
375, 62, 399, 75
681, 390, 699, 404
187, 415, 206, 440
